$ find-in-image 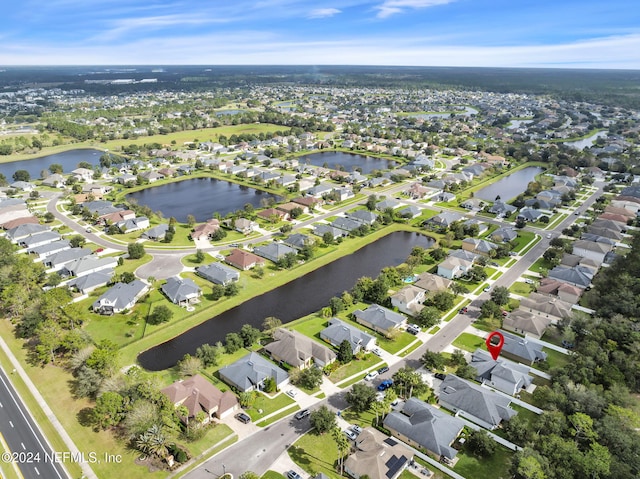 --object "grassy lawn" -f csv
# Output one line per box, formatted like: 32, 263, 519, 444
452, 333, 485, 353
508, 282, 534, 296
528, 257, 553, 274
245, 392, 296, 422
262, 471, 286, 479
511, 404, 540, 424
330, 355, 381, 384
542, 347, 571, 369
288, 432, 340, 479
454, 445, 512, 479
